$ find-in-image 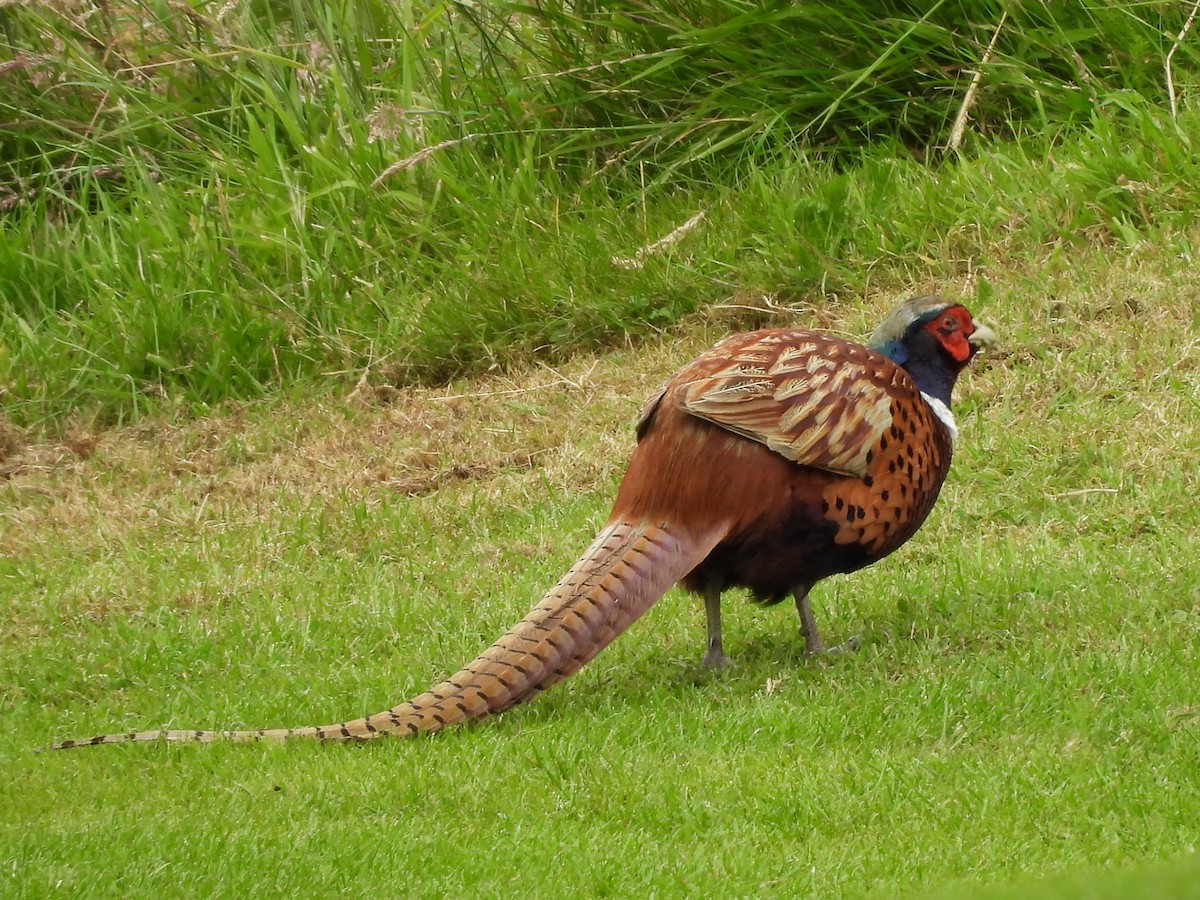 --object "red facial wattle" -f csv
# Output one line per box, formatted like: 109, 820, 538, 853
923, 305, 975, 363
